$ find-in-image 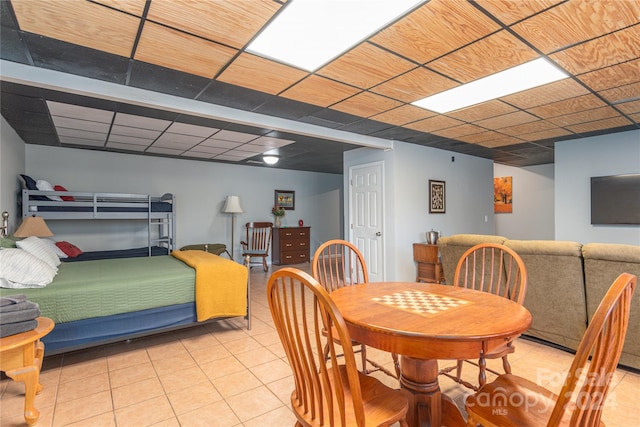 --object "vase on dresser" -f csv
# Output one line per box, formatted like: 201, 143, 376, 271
275, 216, 282, 227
